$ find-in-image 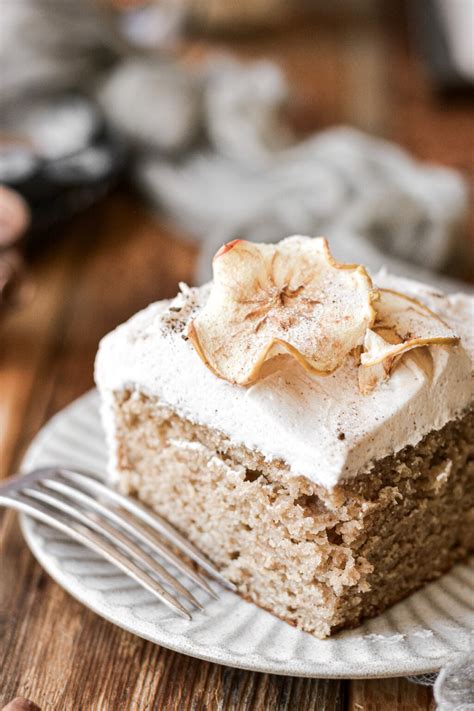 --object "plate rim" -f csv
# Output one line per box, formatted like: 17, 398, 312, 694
18, 389, 472, 679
